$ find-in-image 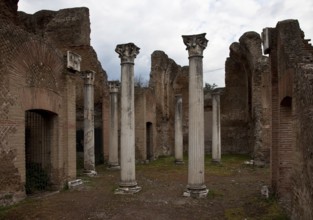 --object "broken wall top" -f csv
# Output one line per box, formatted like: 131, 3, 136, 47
18, 7, 91, 47
0, 0, 19, 24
